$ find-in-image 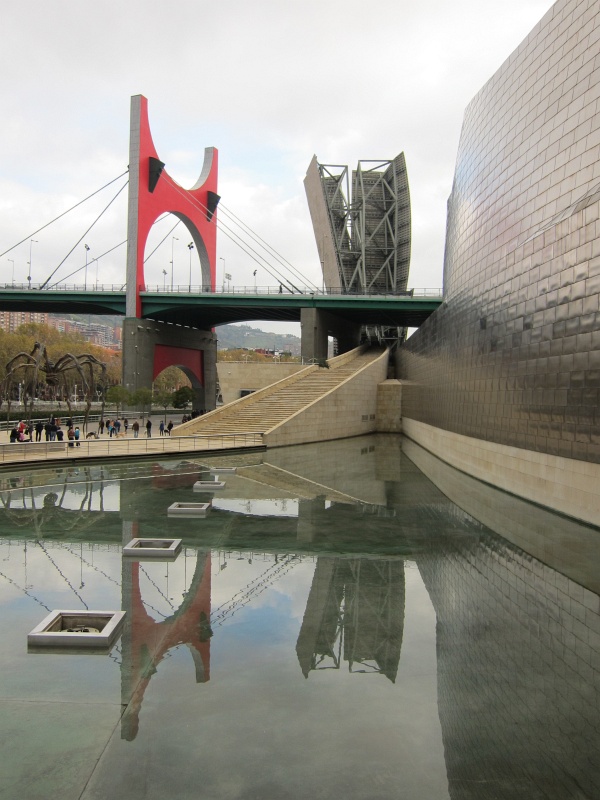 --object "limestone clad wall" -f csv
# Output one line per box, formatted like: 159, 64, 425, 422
403, 418, 600, 528
375, 380, 403, 433
216, 362, 305, 405
264, 349, 389, 448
